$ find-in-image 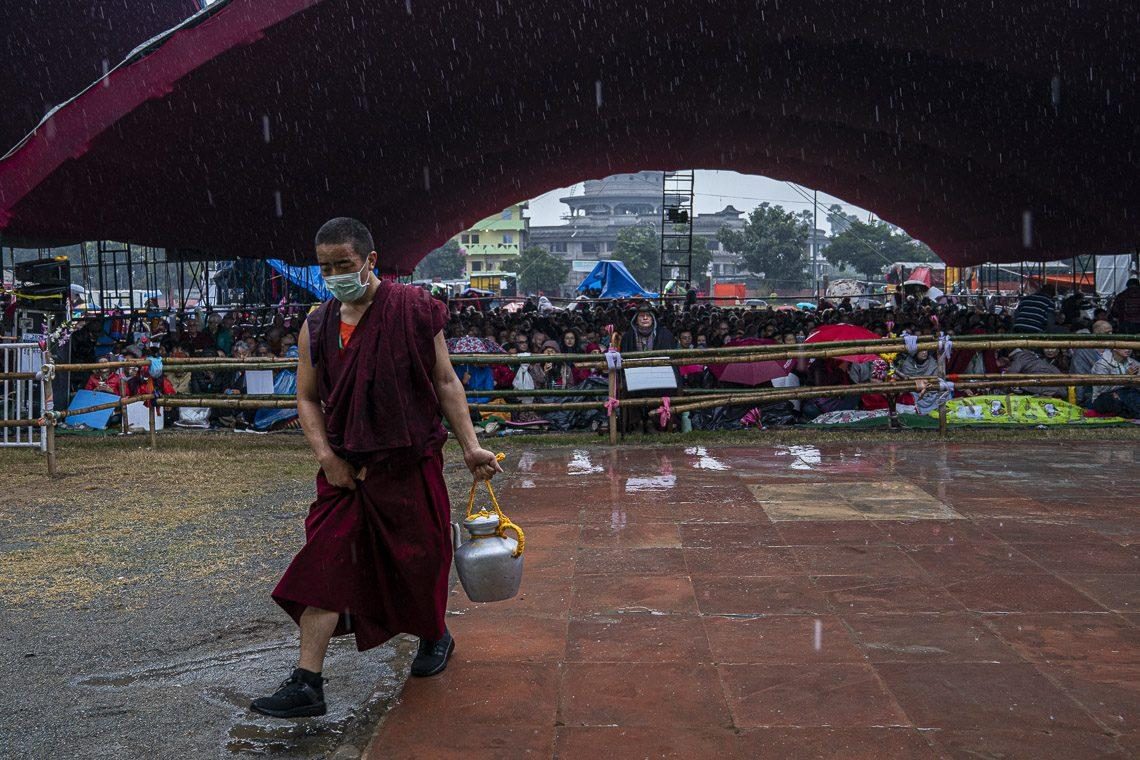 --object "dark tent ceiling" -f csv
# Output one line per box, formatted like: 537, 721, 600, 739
0, 0, 1136, 272
0, 0, 202, 153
